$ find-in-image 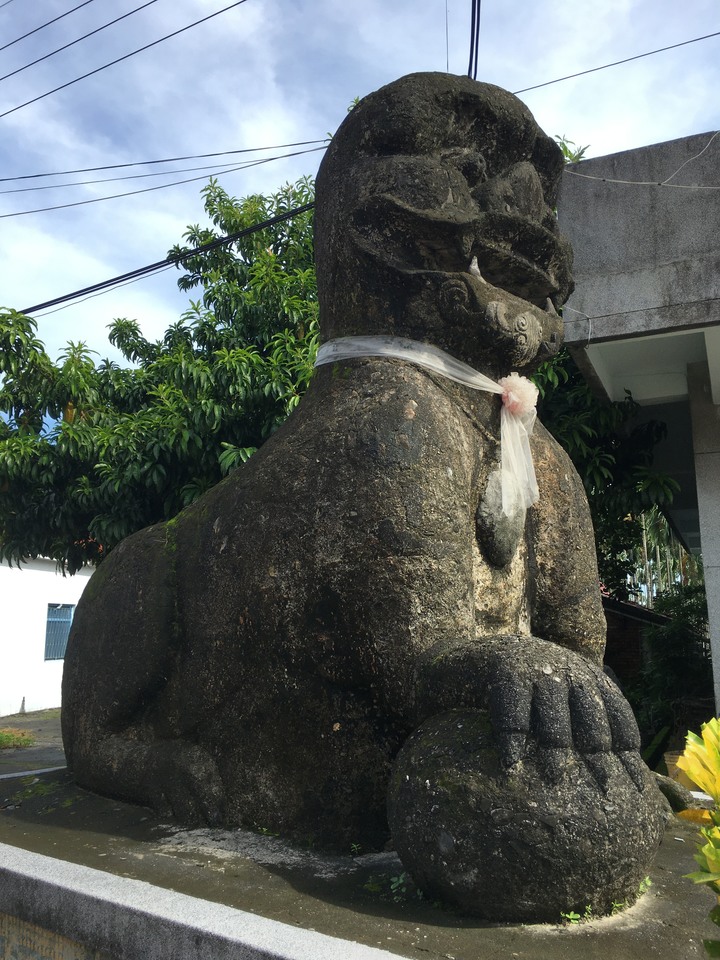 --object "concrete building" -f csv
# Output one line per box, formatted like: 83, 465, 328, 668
0, 559, 93, 717
557, 130, 720, 706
